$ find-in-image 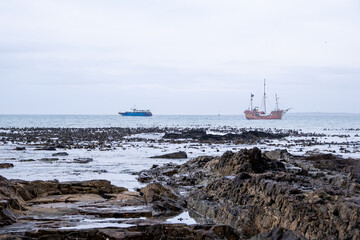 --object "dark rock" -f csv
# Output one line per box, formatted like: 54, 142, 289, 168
163, 129, 207, 139
213, 147, 285, 175
13, 147, 25, 151
151, 151, 188, 159
24, 224, 241, 240
52, 152, 69, 156
0, 163, 14, 169
140, 183, 185, 216
0, 200, 16, 226
40, 158, 59, 162
250, 227, 306, 240
34, 146, 56, 151
163, 129, 287, 143
19, 159, 35, 162
73, 158, 93, 163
